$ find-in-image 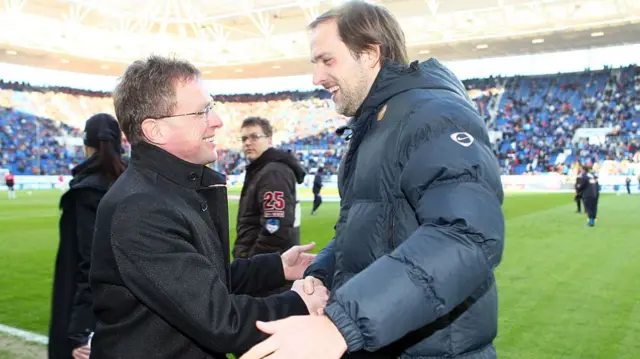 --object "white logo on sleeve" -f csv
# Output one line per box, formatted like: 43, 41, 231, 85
450, 132, 474, 147
265, 219, 280, 233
